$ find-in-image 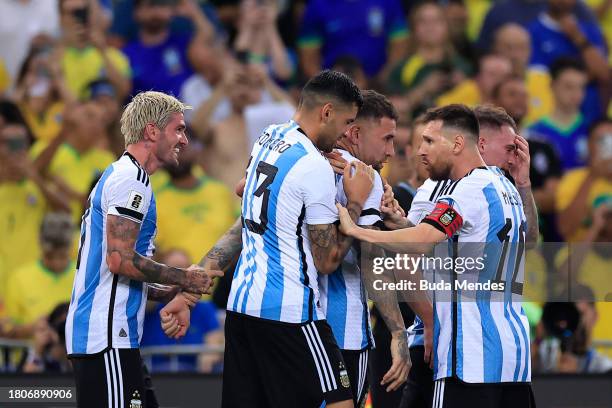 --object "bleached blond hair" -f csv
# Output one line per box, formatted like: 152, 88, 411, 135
120, 91, 191, 146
